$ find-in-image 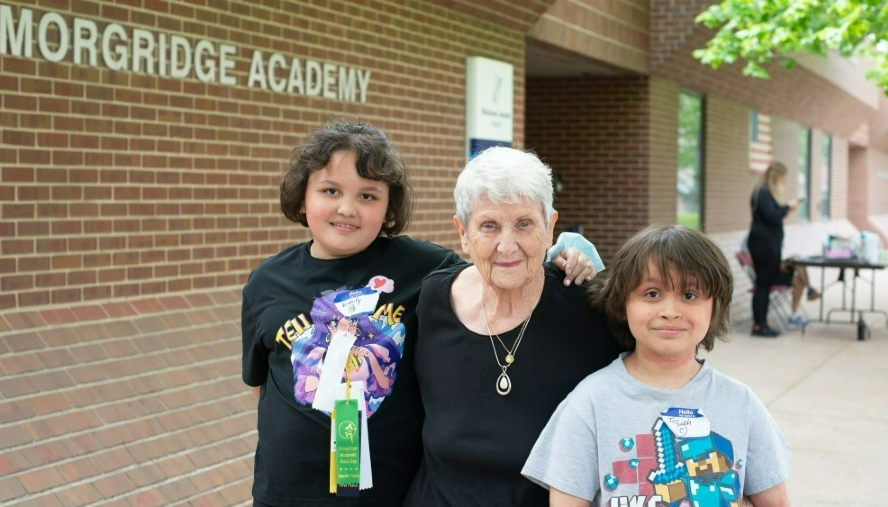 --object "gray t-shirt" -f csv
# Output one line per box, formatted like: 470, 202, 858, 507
522, 353, 791, 506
